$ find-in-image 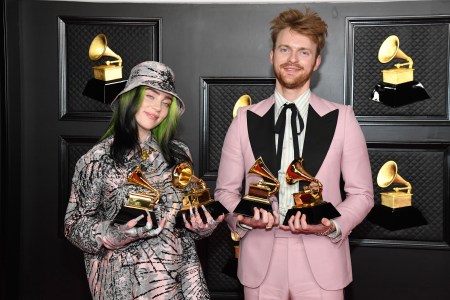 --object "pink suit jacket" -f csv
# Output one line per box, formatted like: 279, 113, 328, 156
215, 93, 374, 290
